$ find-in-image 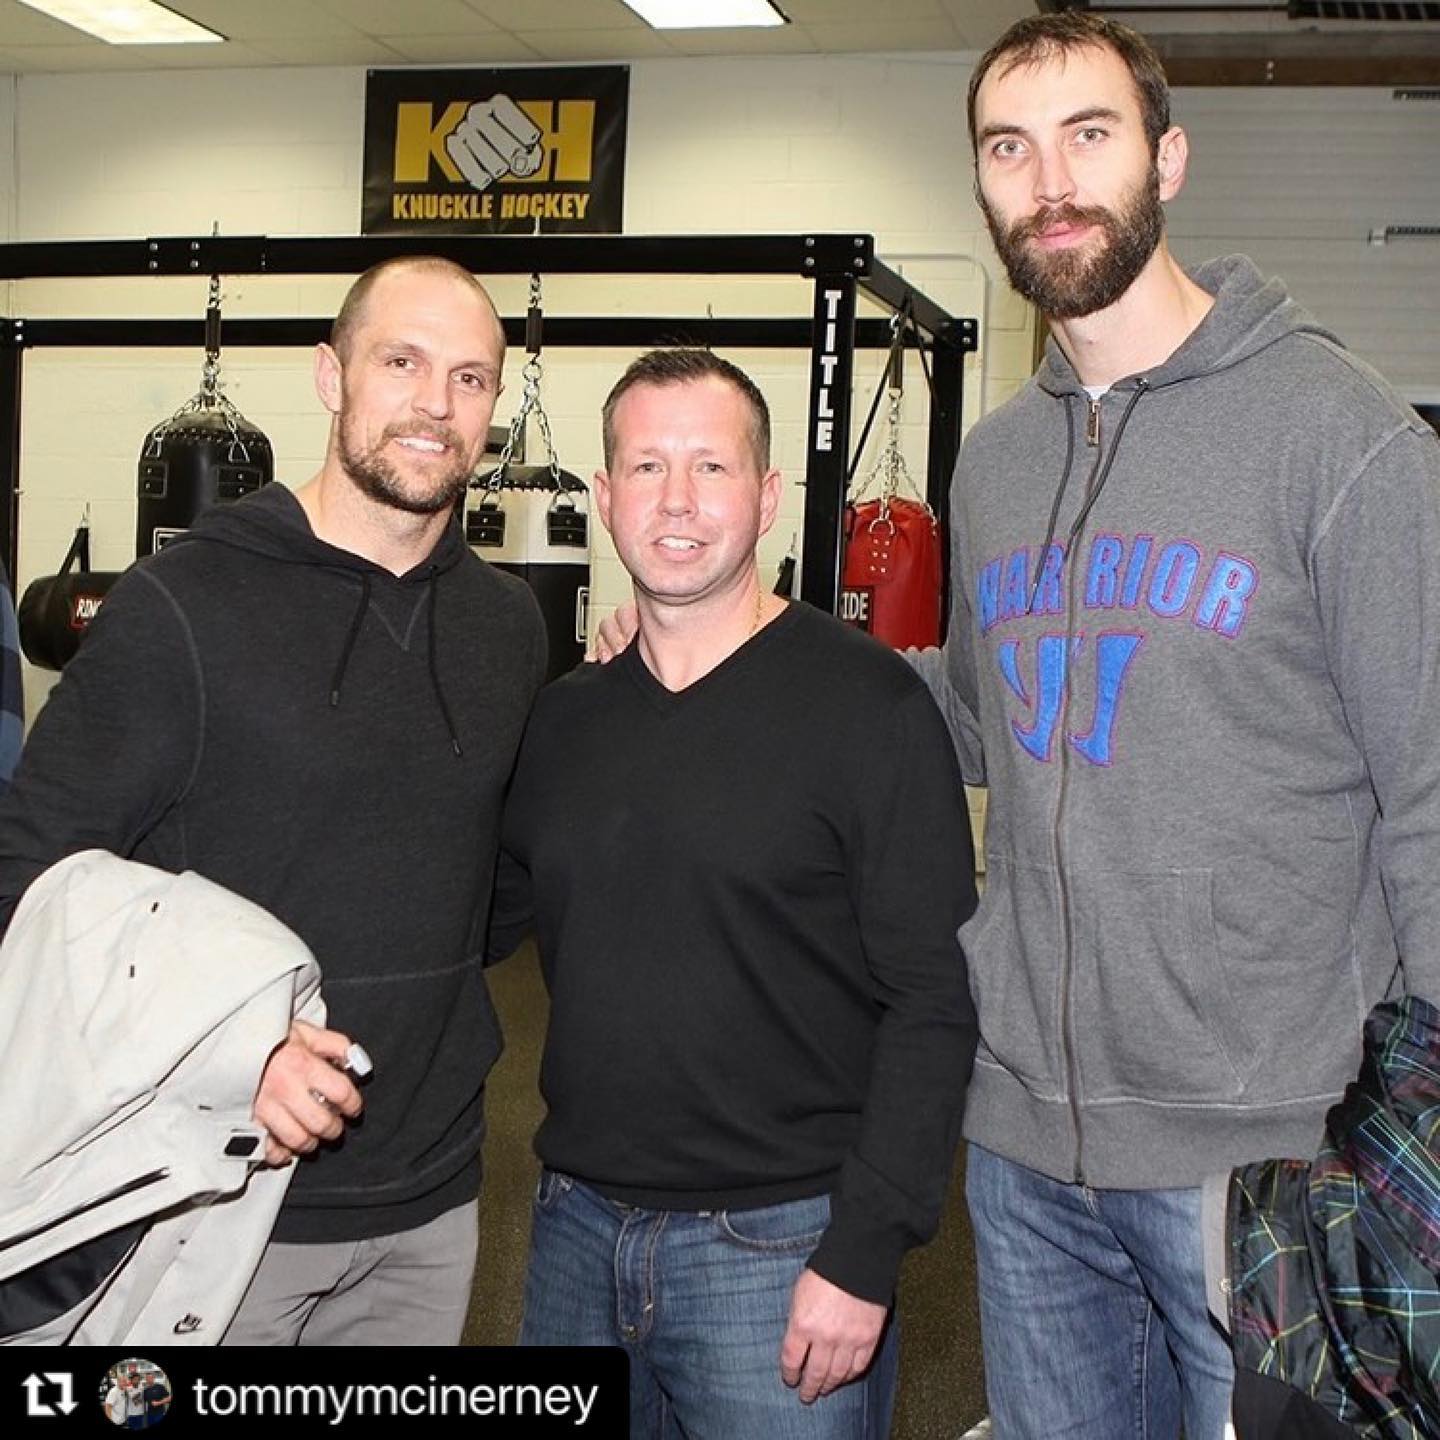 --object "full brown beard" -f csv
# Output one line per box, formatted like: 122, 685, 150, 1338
982, 162, 1165, 321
